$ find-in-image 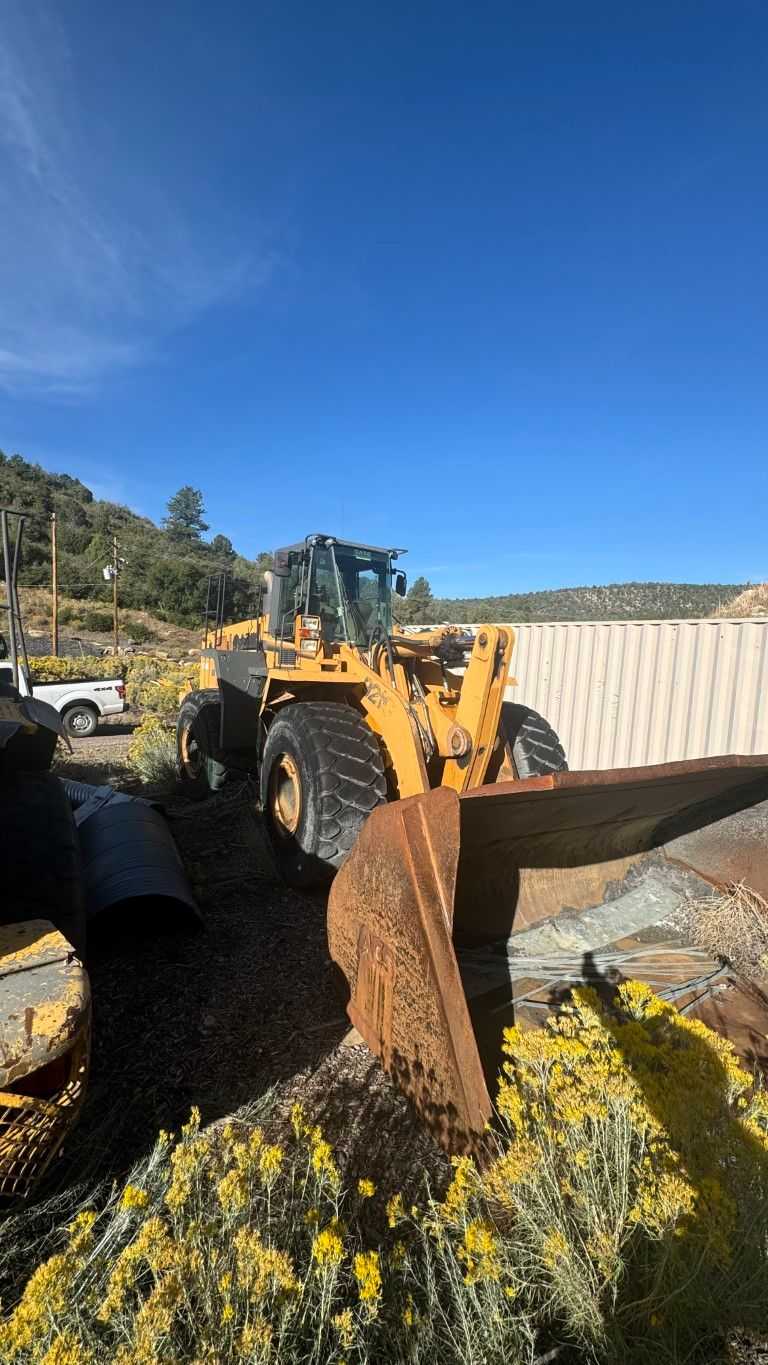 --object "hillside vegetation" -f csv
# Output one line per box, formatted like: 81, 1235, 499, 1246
19, 588, 200, 655
405, 579, 746, 625
0, 450, 271, 630
1, 449, 751, 629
